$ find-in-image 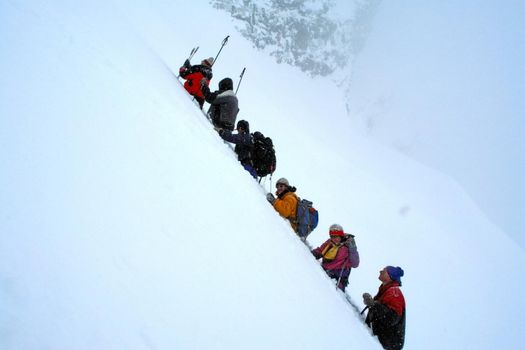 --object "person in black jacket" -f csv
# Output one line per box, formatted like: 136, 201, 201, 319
201, 77, 239, 131
216, 120, 256, 178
